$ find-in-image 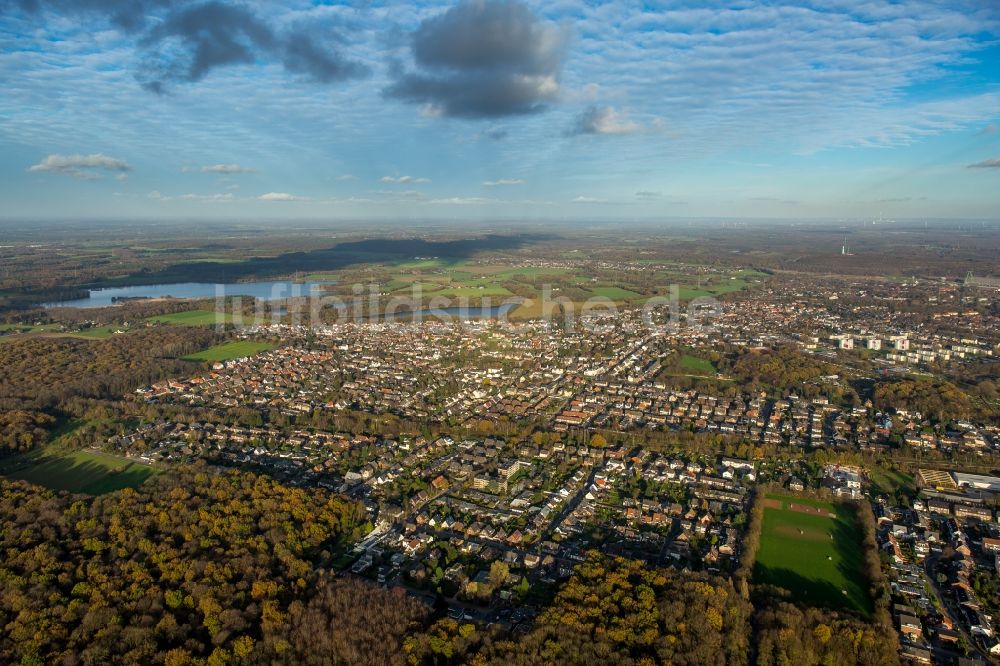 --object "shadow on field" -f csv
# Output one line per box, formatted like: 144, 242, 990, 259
101, 234, 555, 285
755, 506, 872, 616
753, 567, 855, 611
1, 454, 155, 495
